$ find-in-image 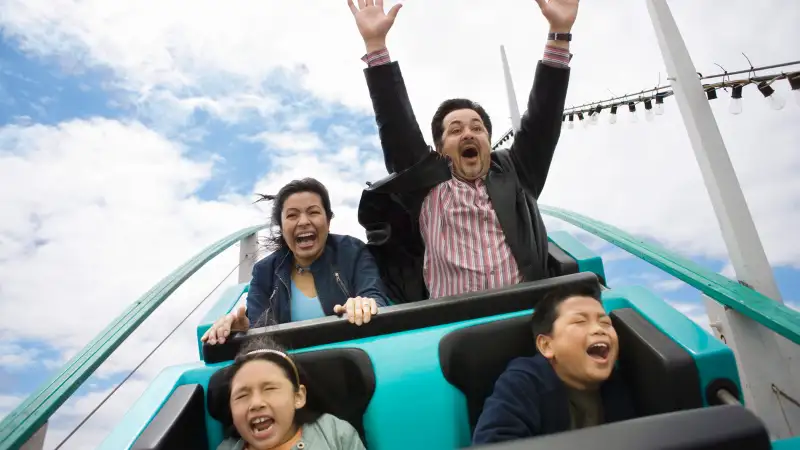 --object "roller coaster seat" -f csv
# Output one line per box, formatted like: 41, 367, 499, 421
438, 305, 713, 433
119, 273, 741, 450
206, 348, 376, 444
